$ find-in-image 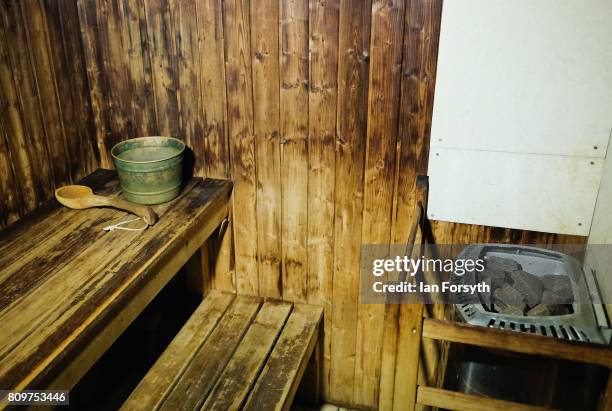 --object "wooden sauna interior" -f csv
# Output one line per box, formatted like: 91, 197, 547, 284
1, 0, 610, 410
